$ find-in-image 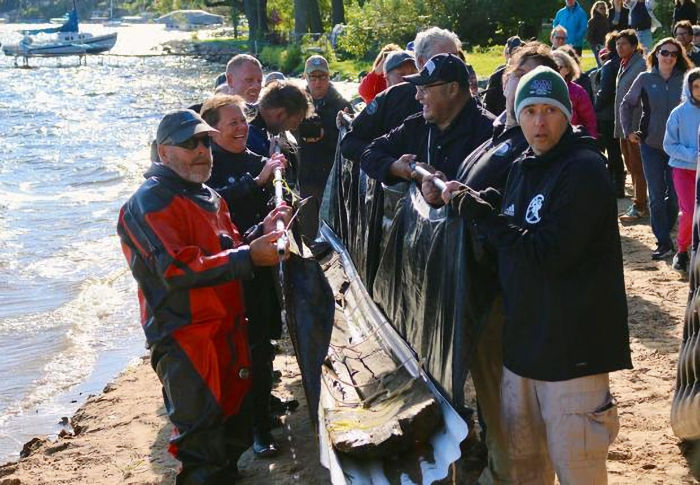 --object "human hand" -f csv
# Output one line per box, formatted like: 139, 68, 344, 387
374, 55, 386, 75
390, 154, 416, 180
256, 153, 288, 186
250, 230, 289, 266
421, 171, 447, 206
442, 180, 467, 205
453, 186, 496, 220
627, 132, 641, 144
262, 204, 292, 234
336, 108, 352, 130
